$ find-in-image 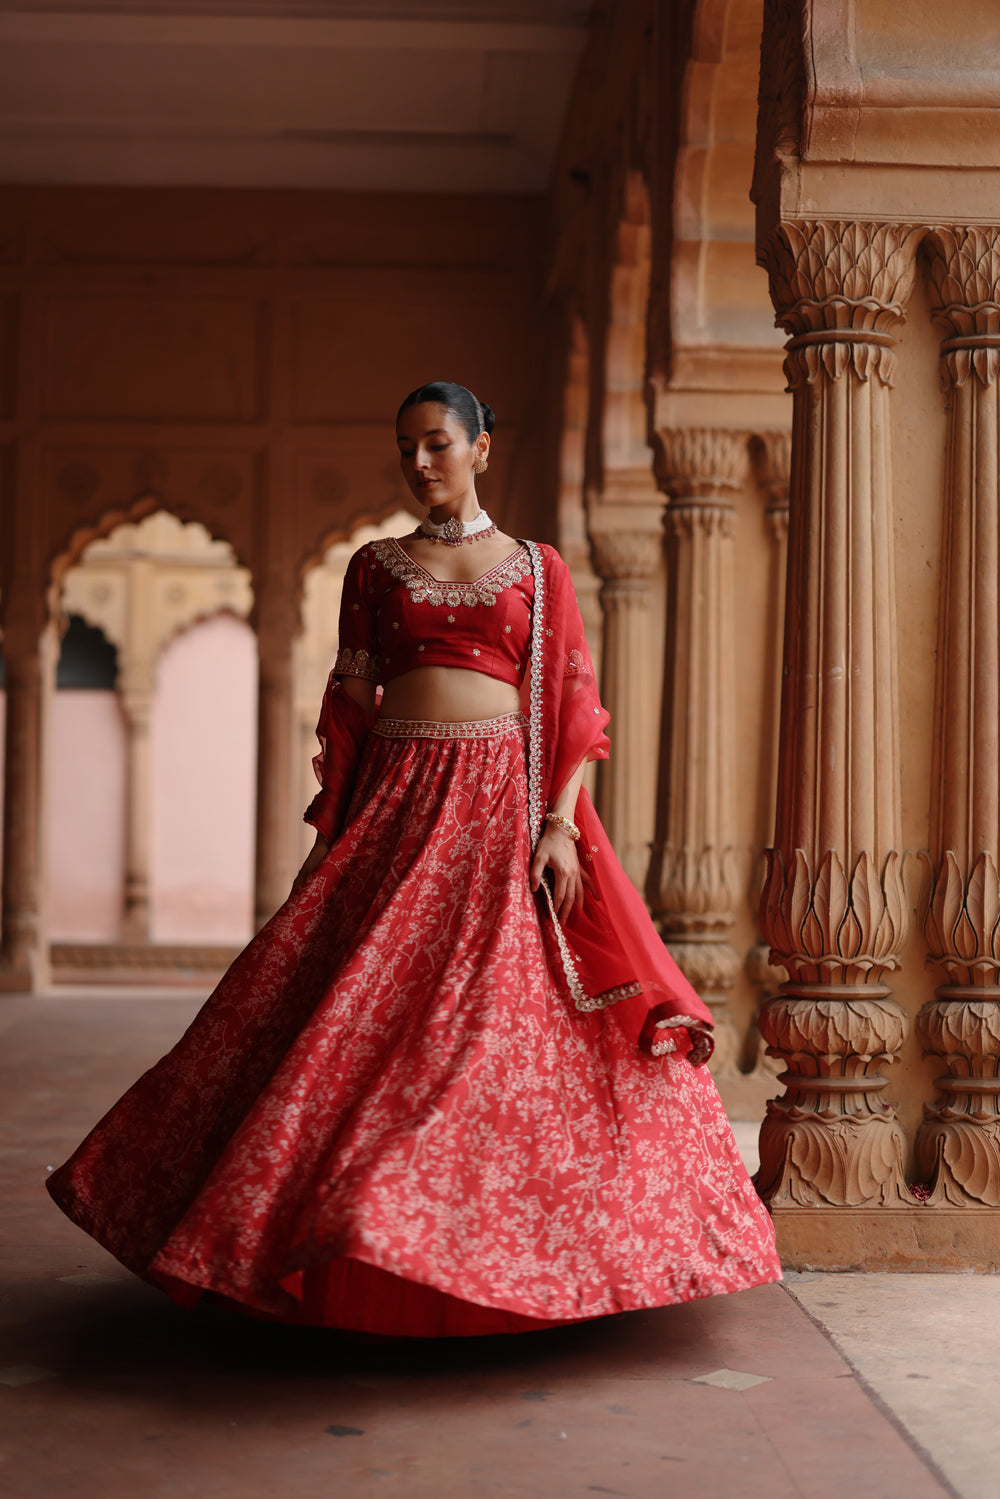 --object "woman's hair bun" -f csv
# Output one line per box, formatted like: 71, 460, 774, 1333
396, 382, 495, 442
